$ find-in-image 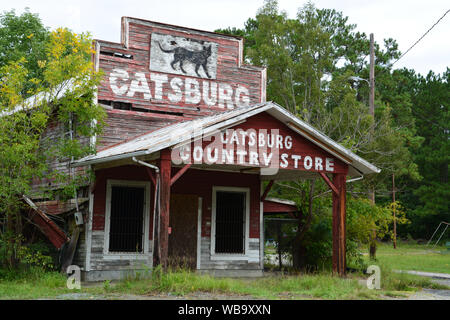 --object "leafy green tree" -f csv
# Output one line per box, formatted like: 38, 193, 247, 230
217, 0, 422, 268
406, 70, 450, 239
0, 9, 49, 94
0, 25, 105, 269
